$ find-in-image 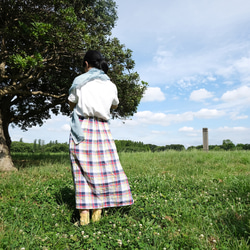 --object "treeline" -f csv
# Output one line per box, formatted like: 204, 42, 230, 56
115, 139, 250, 152
187, 139, 250, 151
115, 140, 185, 152
11, 139, 68, 153
11, 139, 250, 153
